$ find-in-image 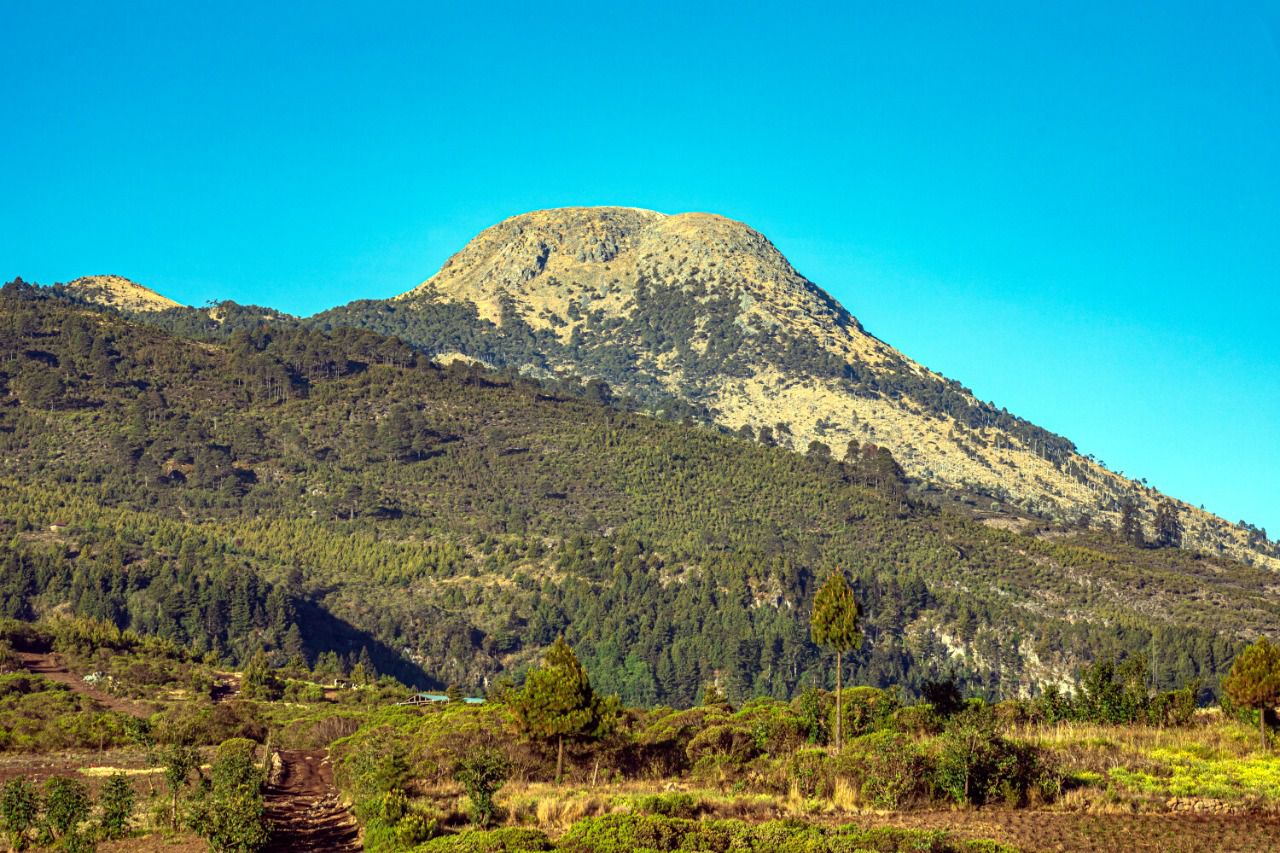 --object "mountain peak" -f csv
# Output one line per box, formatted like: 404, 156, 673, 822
398, 206, 853, 341
65, 275, 181, 312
